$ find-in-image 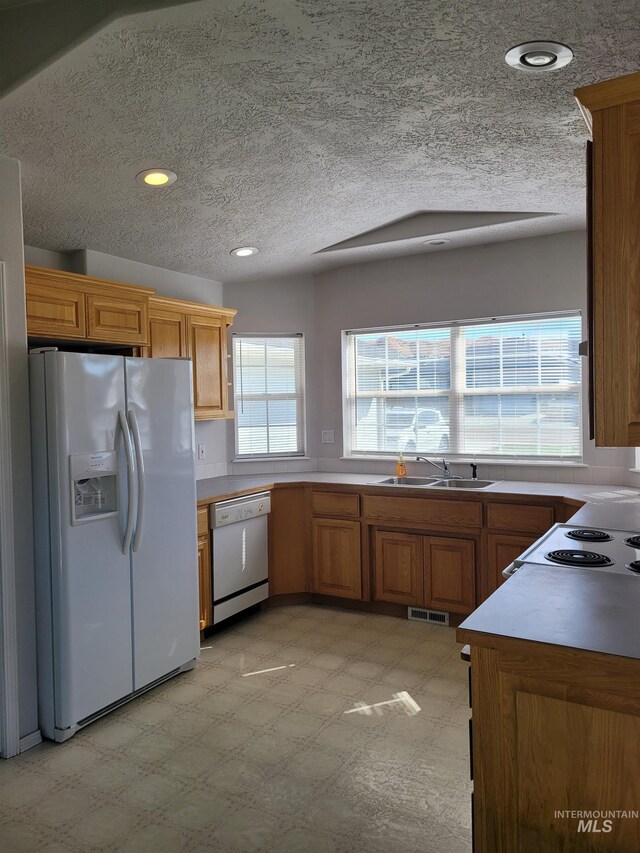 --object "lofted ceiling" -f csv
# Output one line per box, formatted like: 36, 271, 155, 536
0, 0, 639, 284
